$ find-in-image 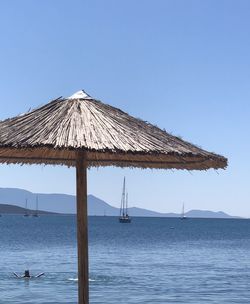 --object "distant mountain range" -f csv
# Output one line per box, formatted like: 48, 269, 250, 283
0, 187, 239, 218
0, 204, 55, 215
